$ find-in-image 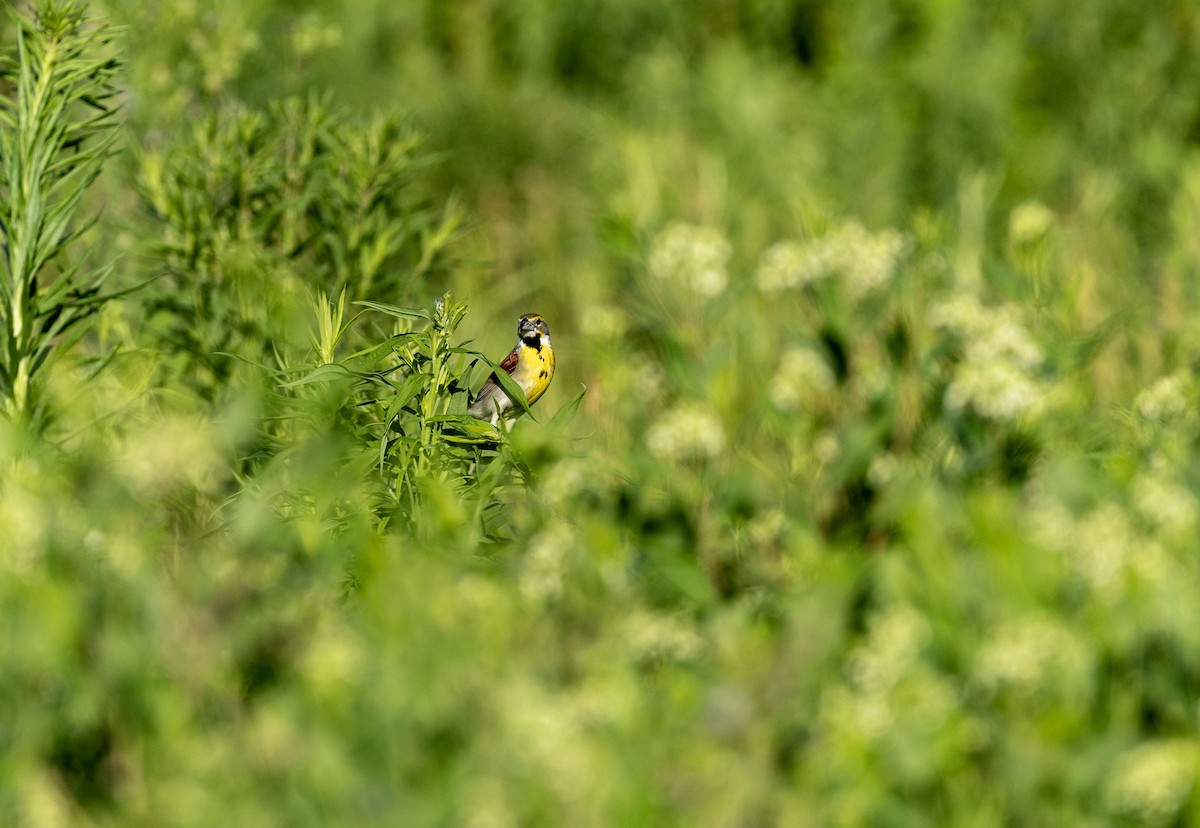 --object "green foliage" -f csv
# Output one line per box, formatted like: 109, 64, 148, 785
6, 0, 1200, 825
0, 1, 120, 422
135, 94, 462, 398
266, 293, 537, 536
